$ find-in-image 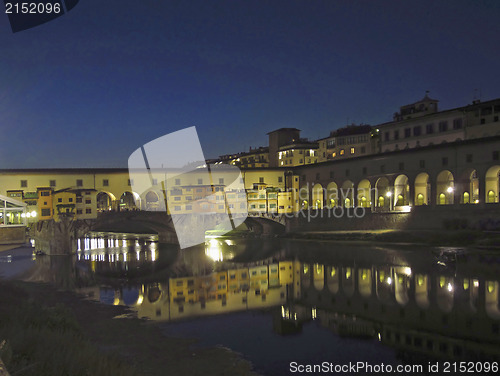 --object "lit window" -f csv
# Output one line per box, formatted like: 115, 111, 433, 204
350, 147, 355, 154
